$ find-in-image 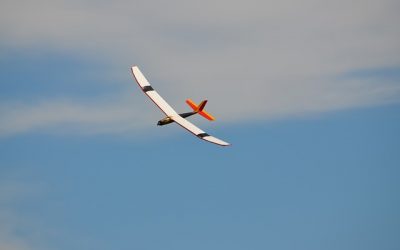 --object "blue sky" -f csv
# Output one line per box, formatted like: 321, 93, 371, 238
1, 101, 399, 250
1, 0, 400, 249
